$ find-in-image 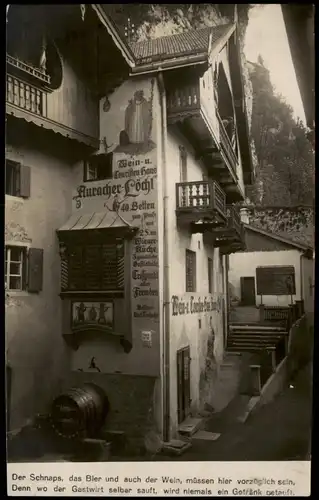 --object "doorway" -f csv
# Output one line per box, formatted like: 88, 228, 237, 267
240, 276, 256, 306
177, 346, 191, 424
